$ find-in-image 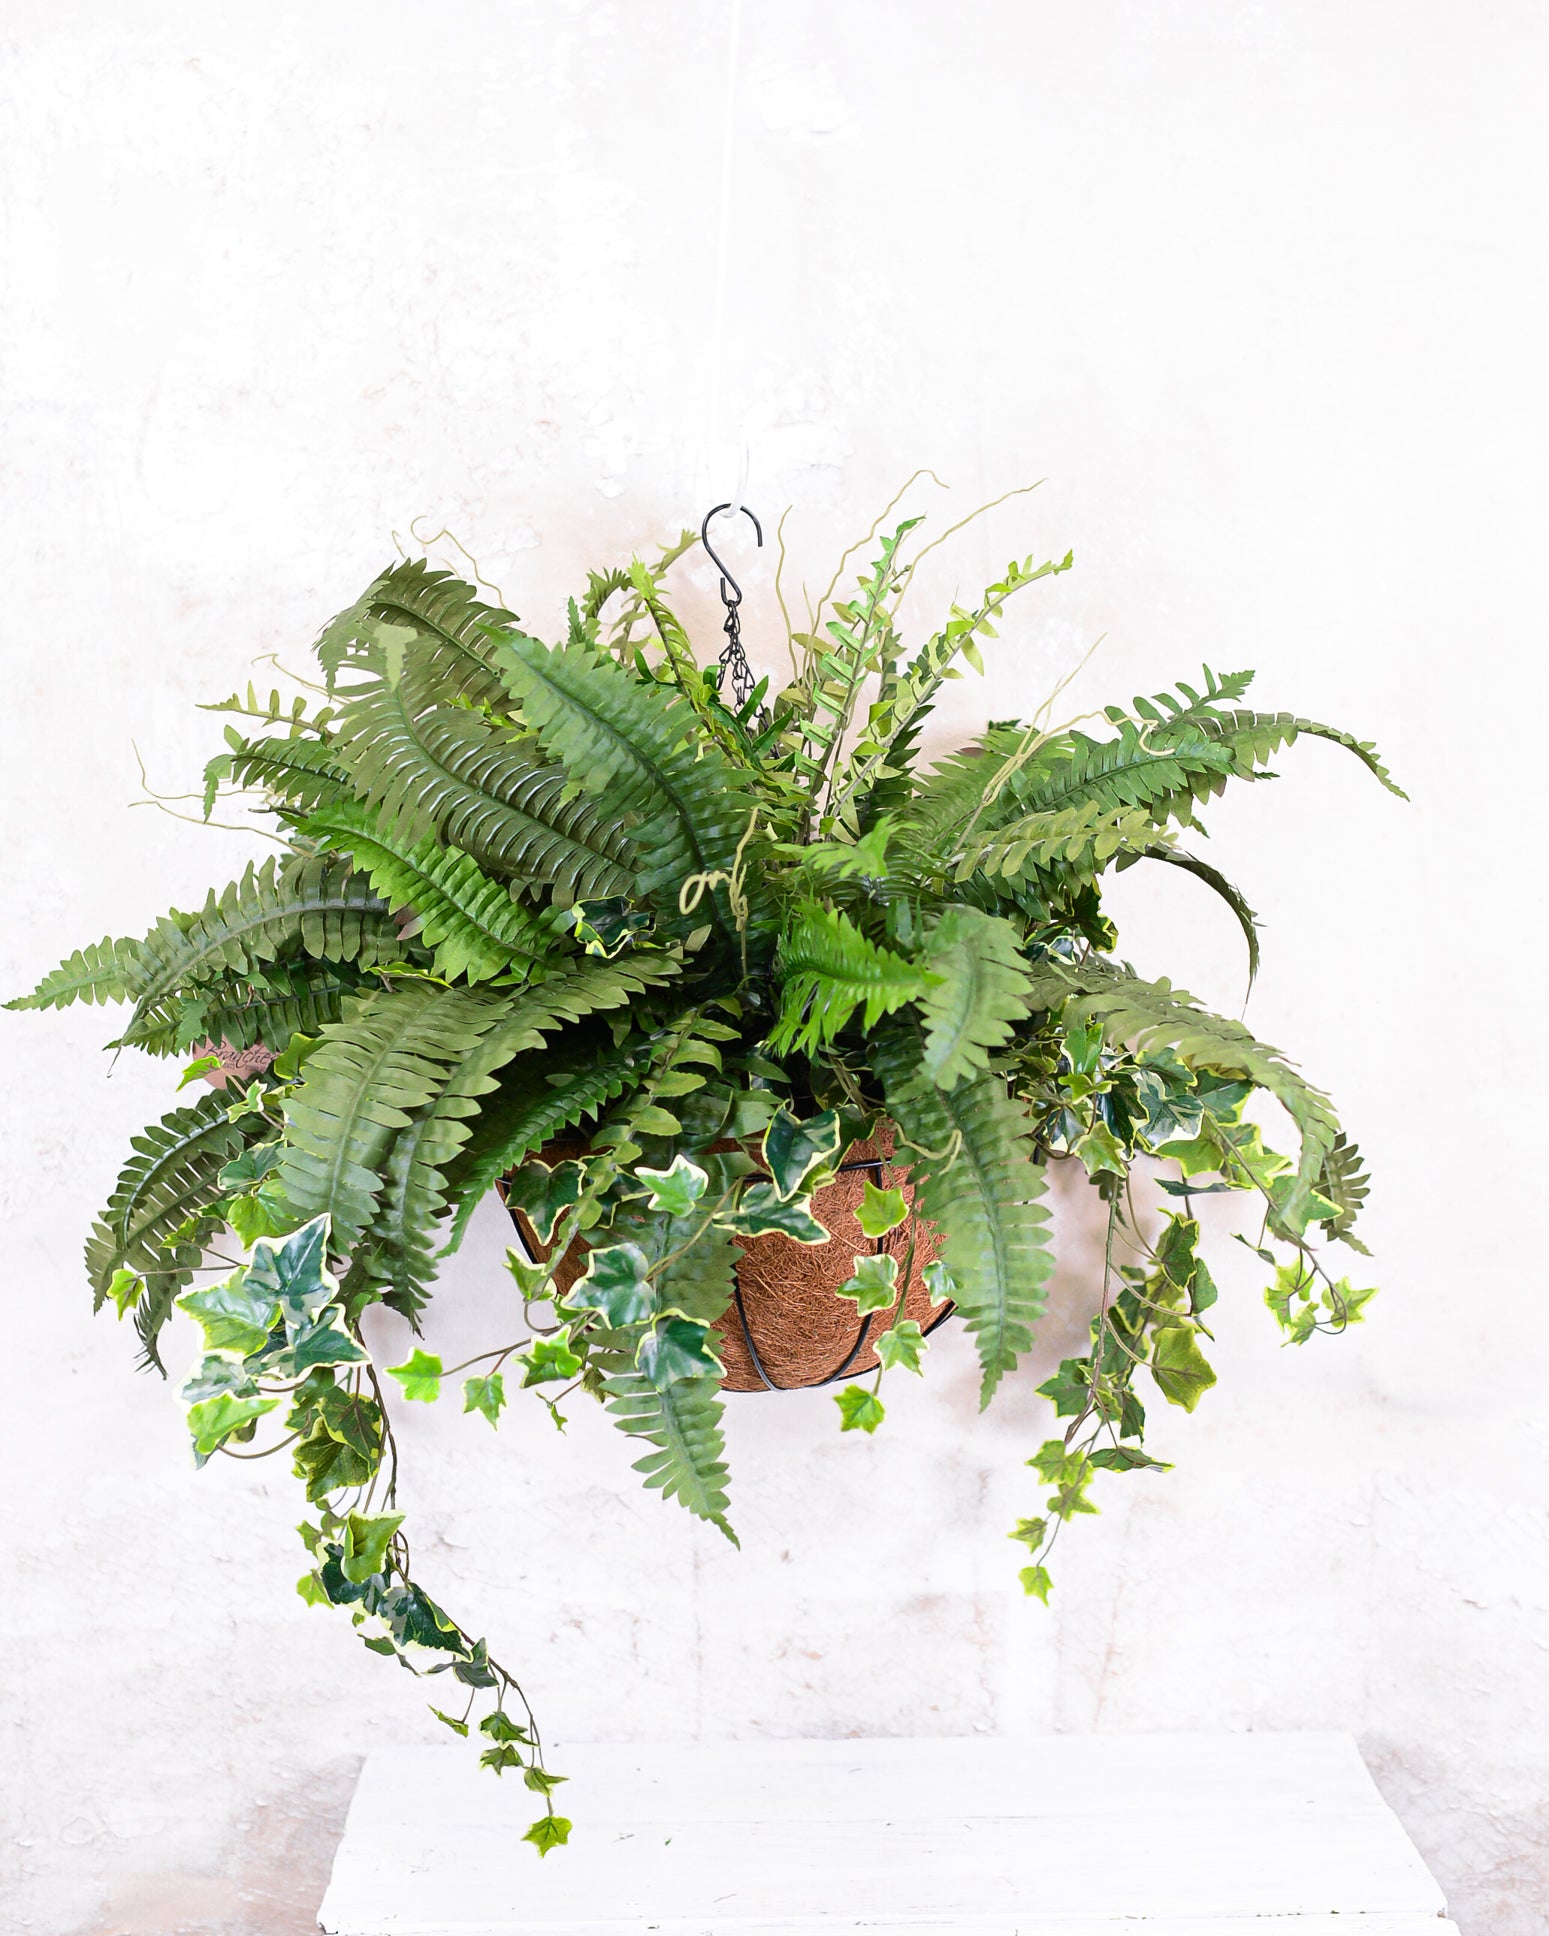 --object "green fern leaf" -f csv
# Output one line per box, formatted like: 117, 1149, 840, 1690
871, 1027, 1052, 1406
220, 732, 354, 819
604, 1368, 737, 1539
1049, 960, 1342, 1237
770, 904, 932, 1054
1316, 1130, 1371, 1253
441, 1039, 651, 1255
278, 981, 510, 1252
301, 800, 553, 983
7, 935, 140, 1012
495, 633, 771, 930
128, 856, 402, 1025
333, 663, 637, 904
118, 959, 372, 1057
289, 959, 677, 1272
915, 908, 1034, 1089
84, 1092, 266, 1370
